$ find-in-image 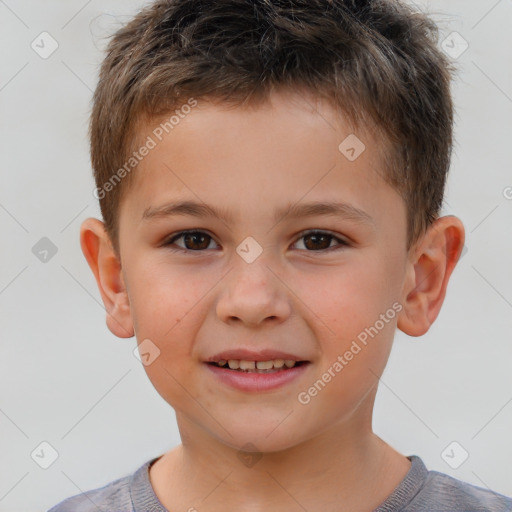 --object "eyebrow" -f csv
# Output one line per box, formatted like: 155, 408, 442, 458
141, 199, 375, 227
